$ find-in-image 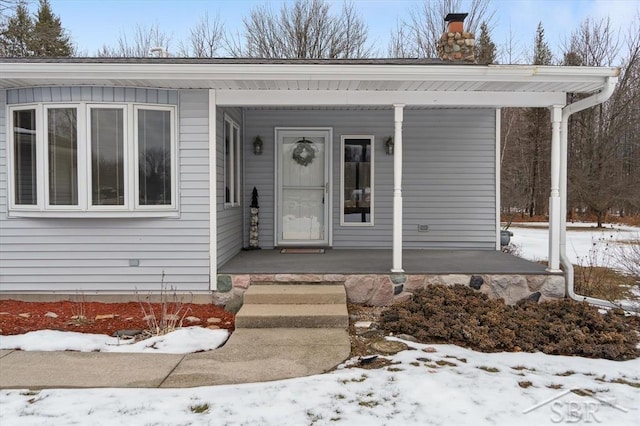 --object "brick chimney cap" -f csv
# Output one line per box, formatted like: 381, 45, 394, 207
444, 13, 468, 22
